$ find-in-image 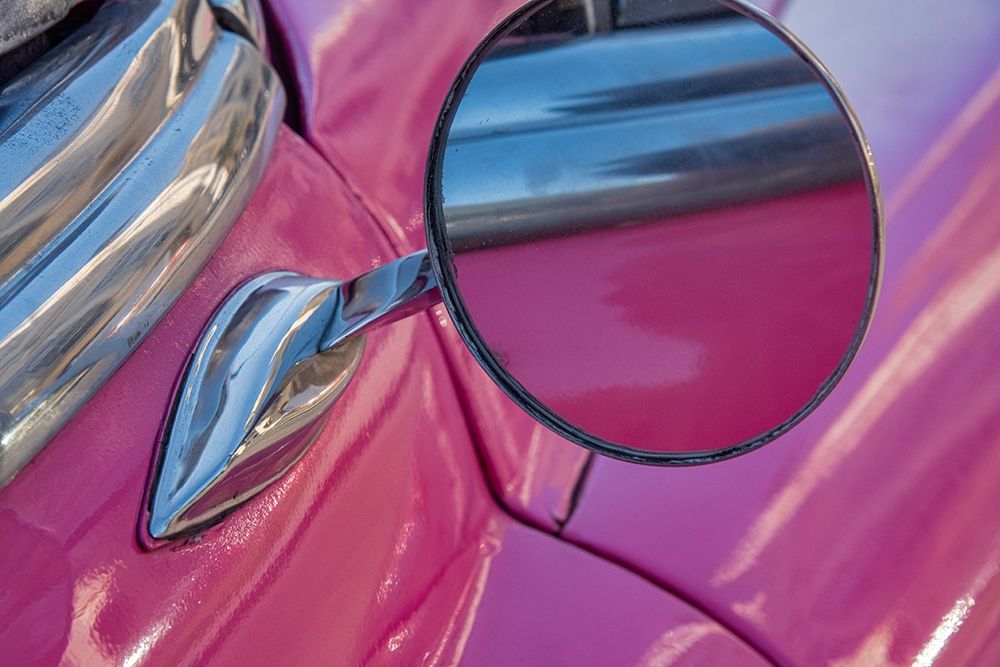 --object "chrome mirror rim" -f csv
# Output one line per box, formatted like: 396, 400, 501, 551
424, 0, 884, 465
